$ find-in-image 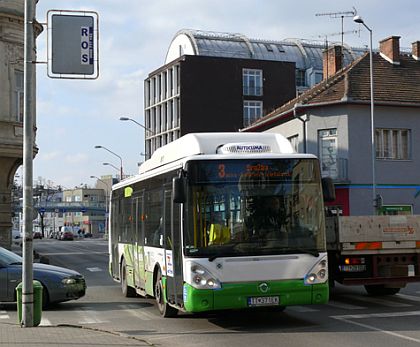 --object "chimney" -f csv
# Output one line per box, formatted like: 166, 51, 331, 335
323, 45, 343, 80
412, 41, 420, 61
379, 36, 401, 64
